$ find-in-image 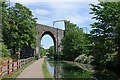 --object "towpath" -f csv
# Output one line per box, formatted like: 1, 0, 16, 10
17, 57, 44, 78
